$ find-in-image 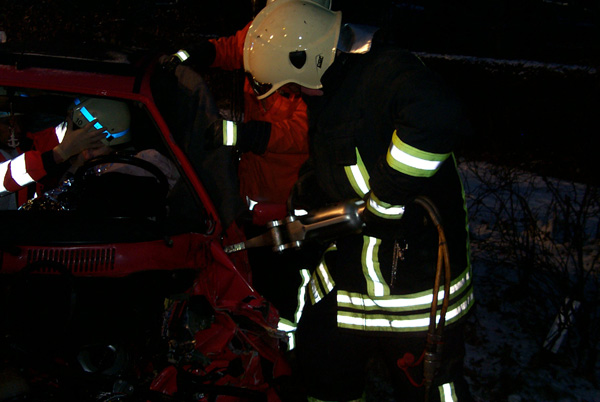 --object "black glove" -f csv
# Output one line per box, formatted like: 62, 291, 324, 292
361, 192, 407, 239
160, 52, 185, 74
203, 120, 271, 155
